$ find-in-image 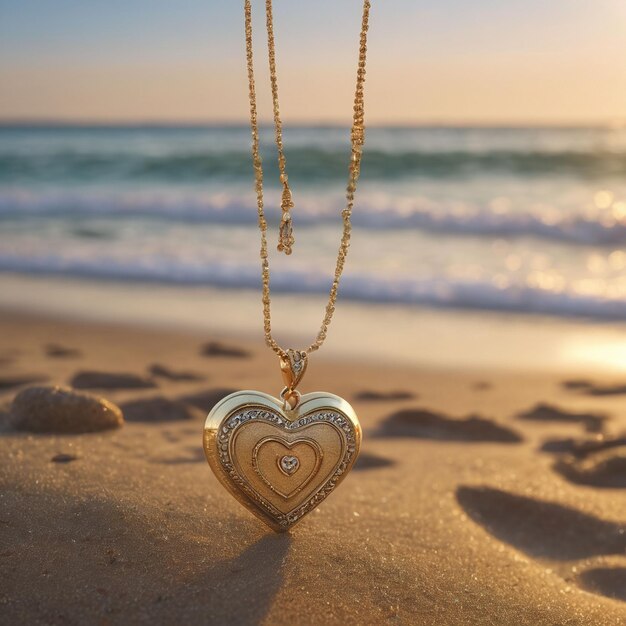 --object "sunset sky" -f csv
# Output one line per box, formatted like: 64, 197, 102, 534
1, 0, 625, 124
